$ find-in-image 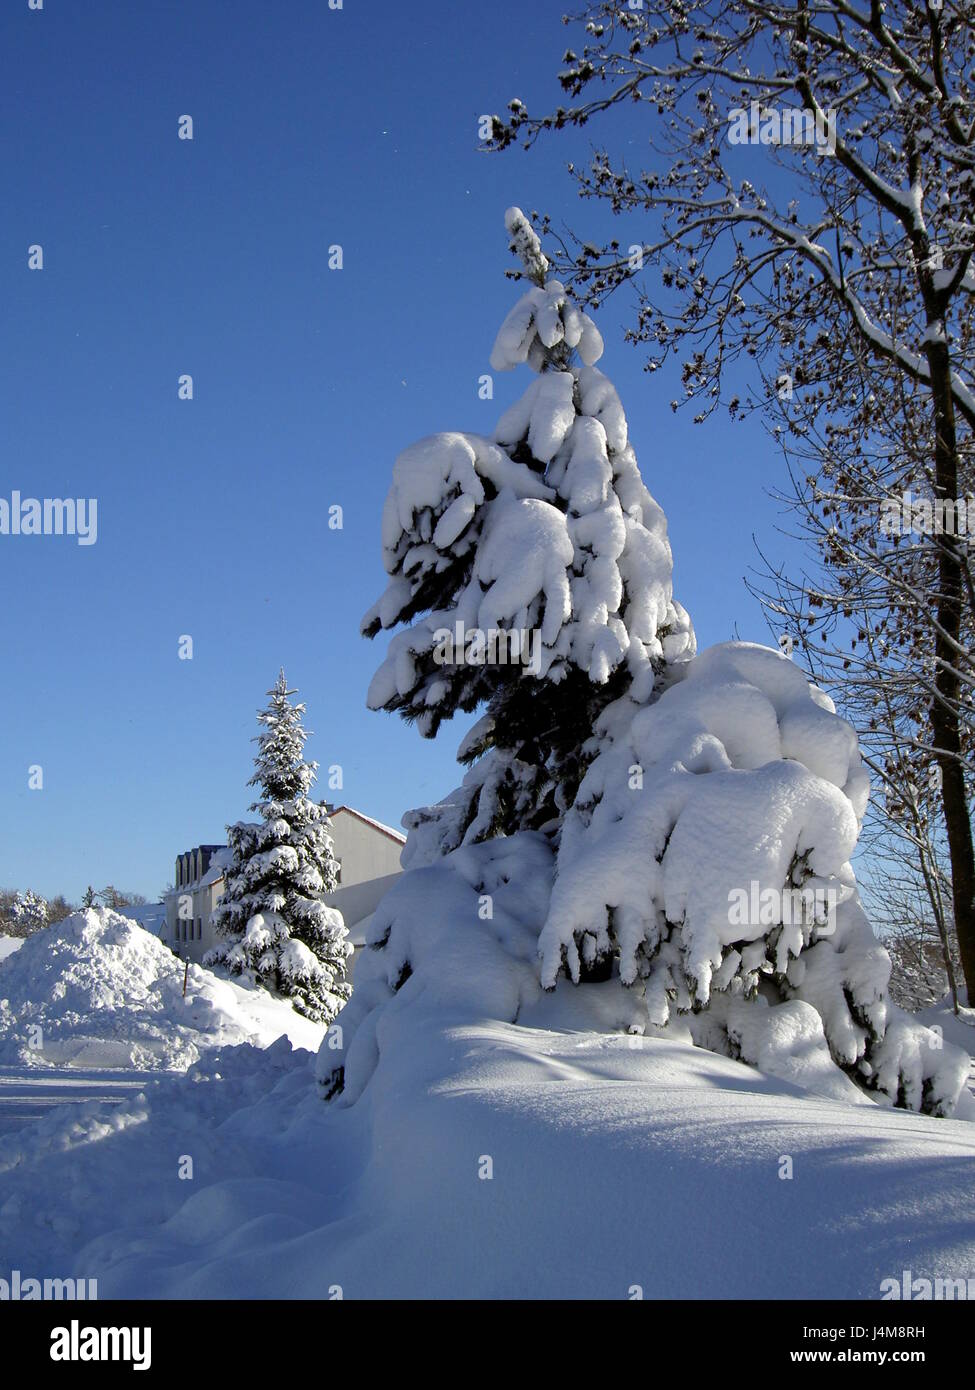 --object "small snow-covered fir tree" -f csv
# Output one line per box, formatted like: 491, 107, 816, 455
321, 211, 968, 1117
207, 671, 351, 1024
